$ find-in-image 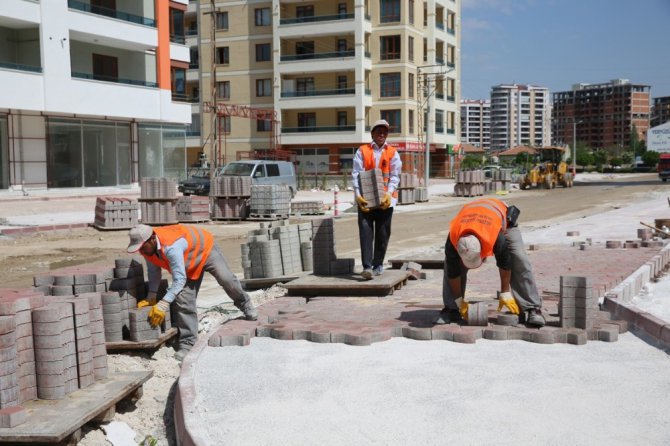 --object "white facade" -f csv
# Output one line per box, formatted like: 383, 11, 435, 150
648, 122, 670, 154
490, 84, 551, 151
